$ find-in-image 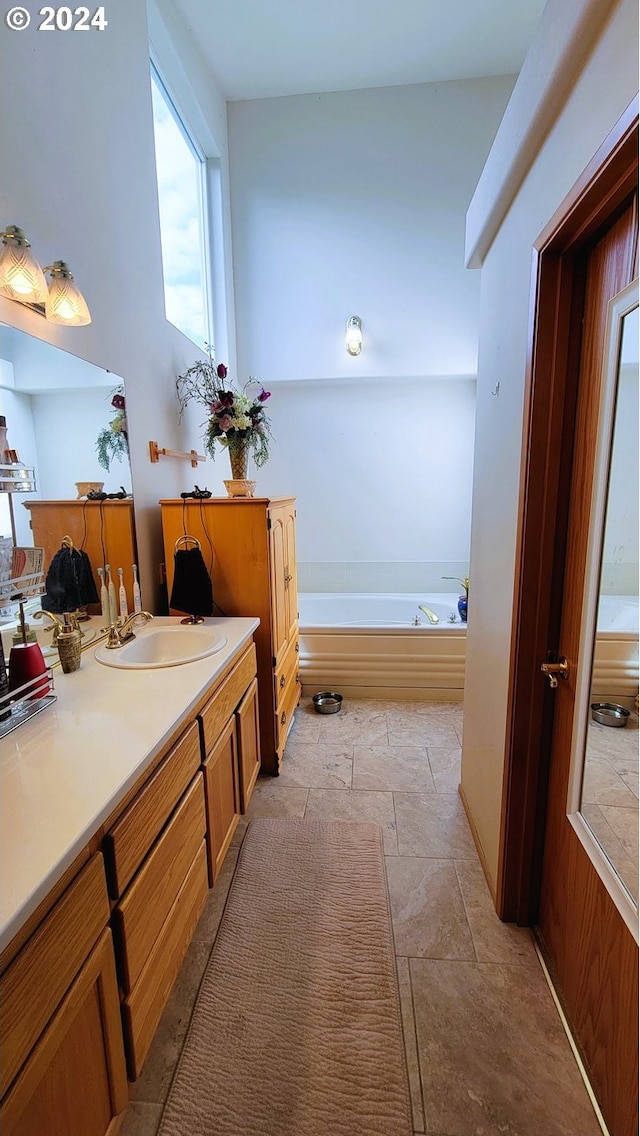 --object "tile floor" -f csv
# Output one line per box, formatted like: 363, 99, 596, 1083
582, 714, 639, 902
123, 698, 604, 1136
